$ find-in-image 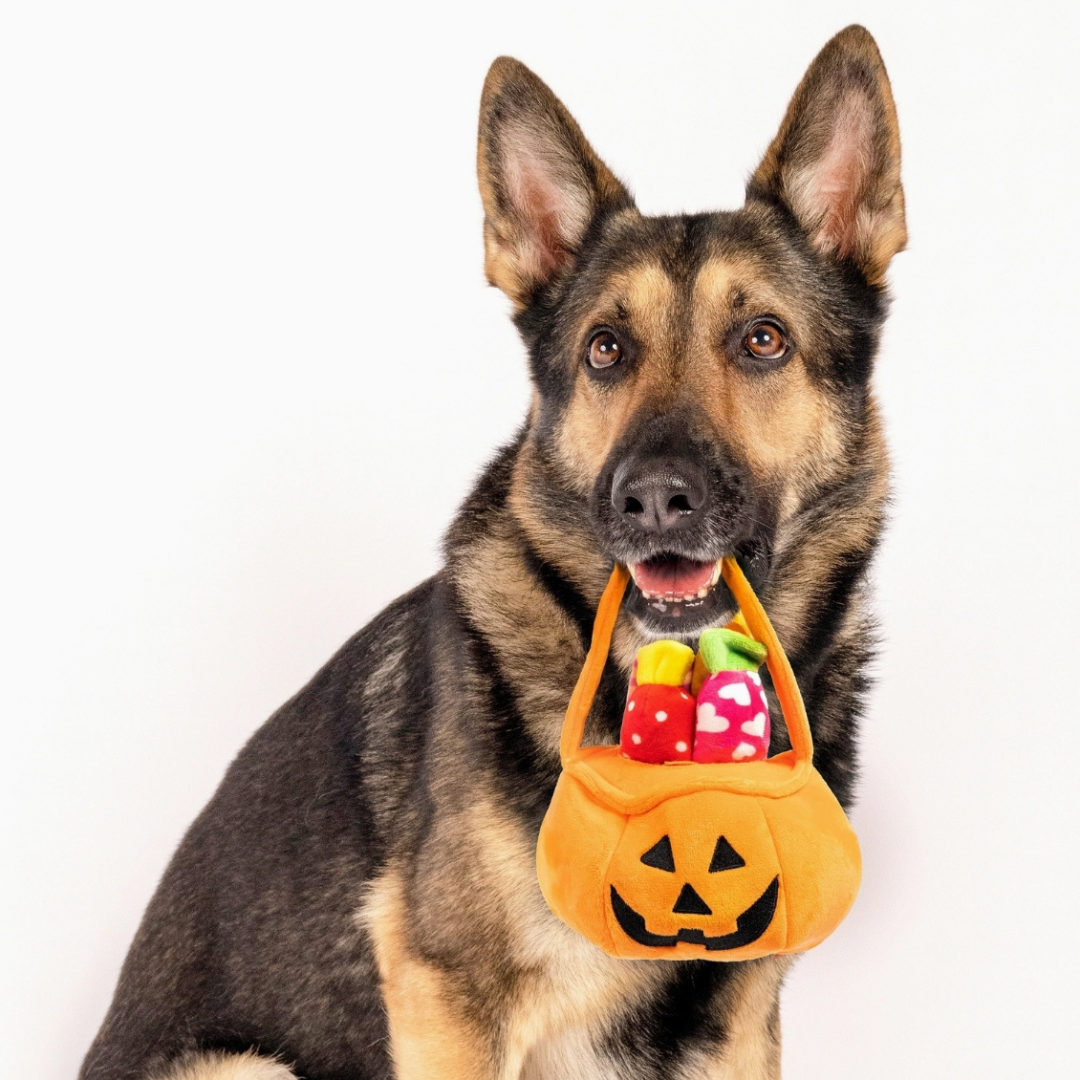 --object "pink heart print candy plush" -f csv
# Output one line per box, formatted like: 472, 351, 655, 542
693, 628, 770, 763
620, 640, 696, 763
